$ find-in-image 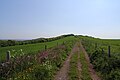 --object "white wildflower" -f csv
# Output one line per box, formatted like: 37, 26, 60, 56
20, 49, 23, 52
